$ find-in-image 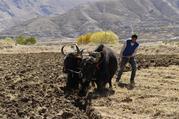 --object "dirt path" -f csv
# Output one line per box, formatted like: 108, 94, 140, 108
92, 66, 179, 119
